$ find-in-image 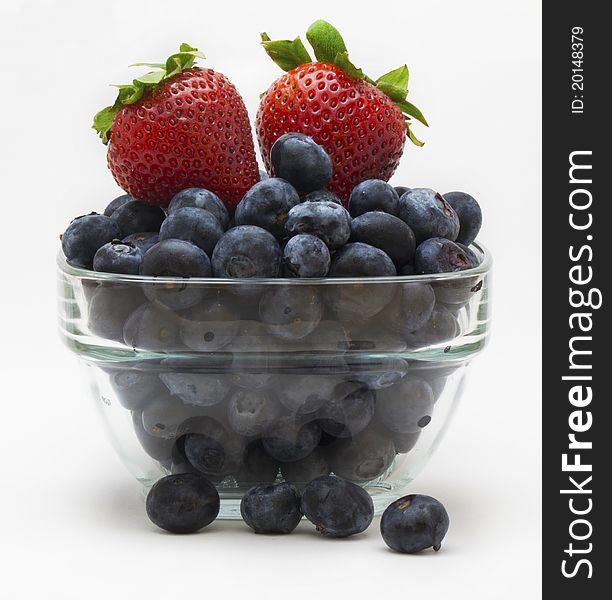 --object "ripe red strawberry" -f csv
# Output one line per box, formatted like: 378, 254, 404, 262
93, 44, 259, 210
256, 21, 427, 203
